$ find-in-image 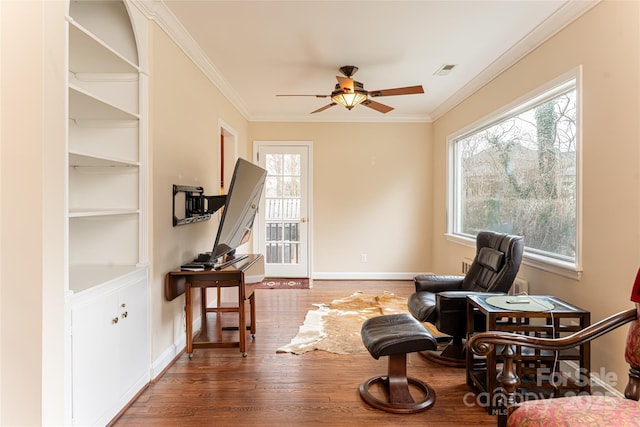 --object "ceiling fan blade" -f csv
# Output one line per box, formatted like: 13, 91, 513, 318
276, 94, 329, 98
361, 99, 394, 114
368, 85, 424, 97
336, 76, 354, 92
311, 103, 336, 114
